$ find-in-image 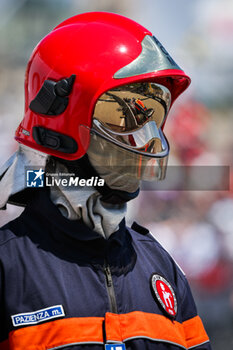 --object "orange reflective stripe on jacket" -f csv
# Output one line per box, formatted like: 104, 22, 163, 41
105, 312, 209, 349
1, 312, 209, 350
8, 317, 104, 350
106, 311, 186, 348
183, 315, 210, 349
